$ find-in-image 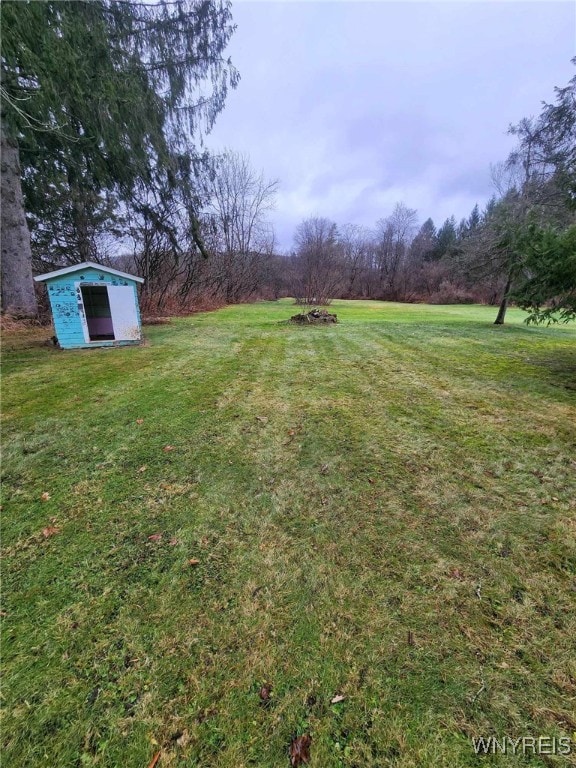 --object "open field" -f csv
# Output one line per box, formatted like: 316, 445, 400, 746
2, 299, 576, 767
